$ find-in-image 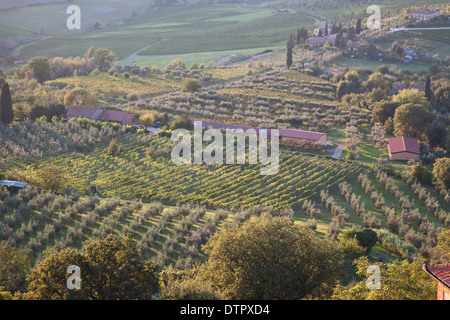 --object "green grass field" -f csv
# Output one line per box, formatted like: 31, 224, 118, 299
117, 45, 284, 68
1, 3, 314, 62
329, 55, 431, 72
